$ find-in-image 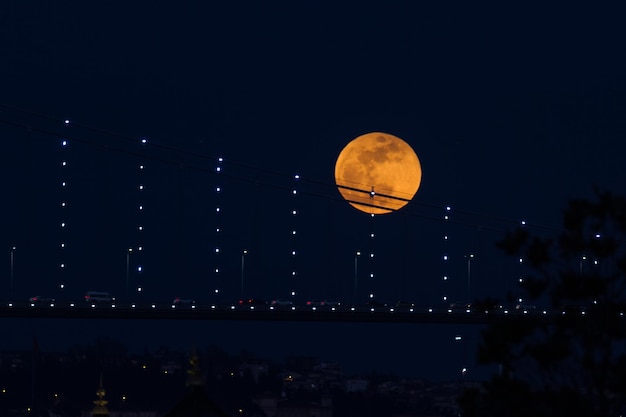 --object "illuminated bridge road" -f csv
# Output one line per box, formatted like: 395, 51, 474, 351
0, 301, 589, 325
